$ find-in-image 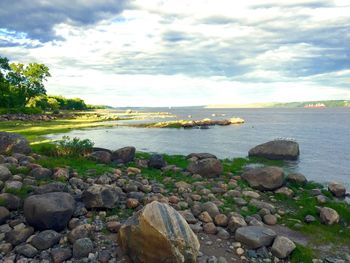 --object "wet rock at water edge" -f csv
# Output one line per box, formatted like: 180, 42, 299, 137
249, 139, 300, 160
